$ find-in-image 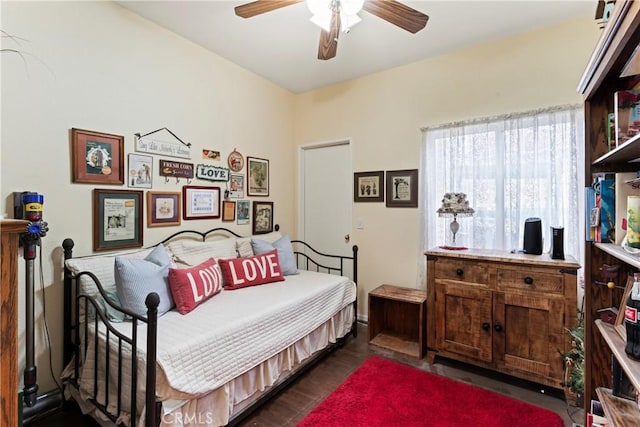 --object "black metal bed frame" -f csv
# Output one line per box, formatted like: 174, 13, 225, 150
62, 227, 358, 427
